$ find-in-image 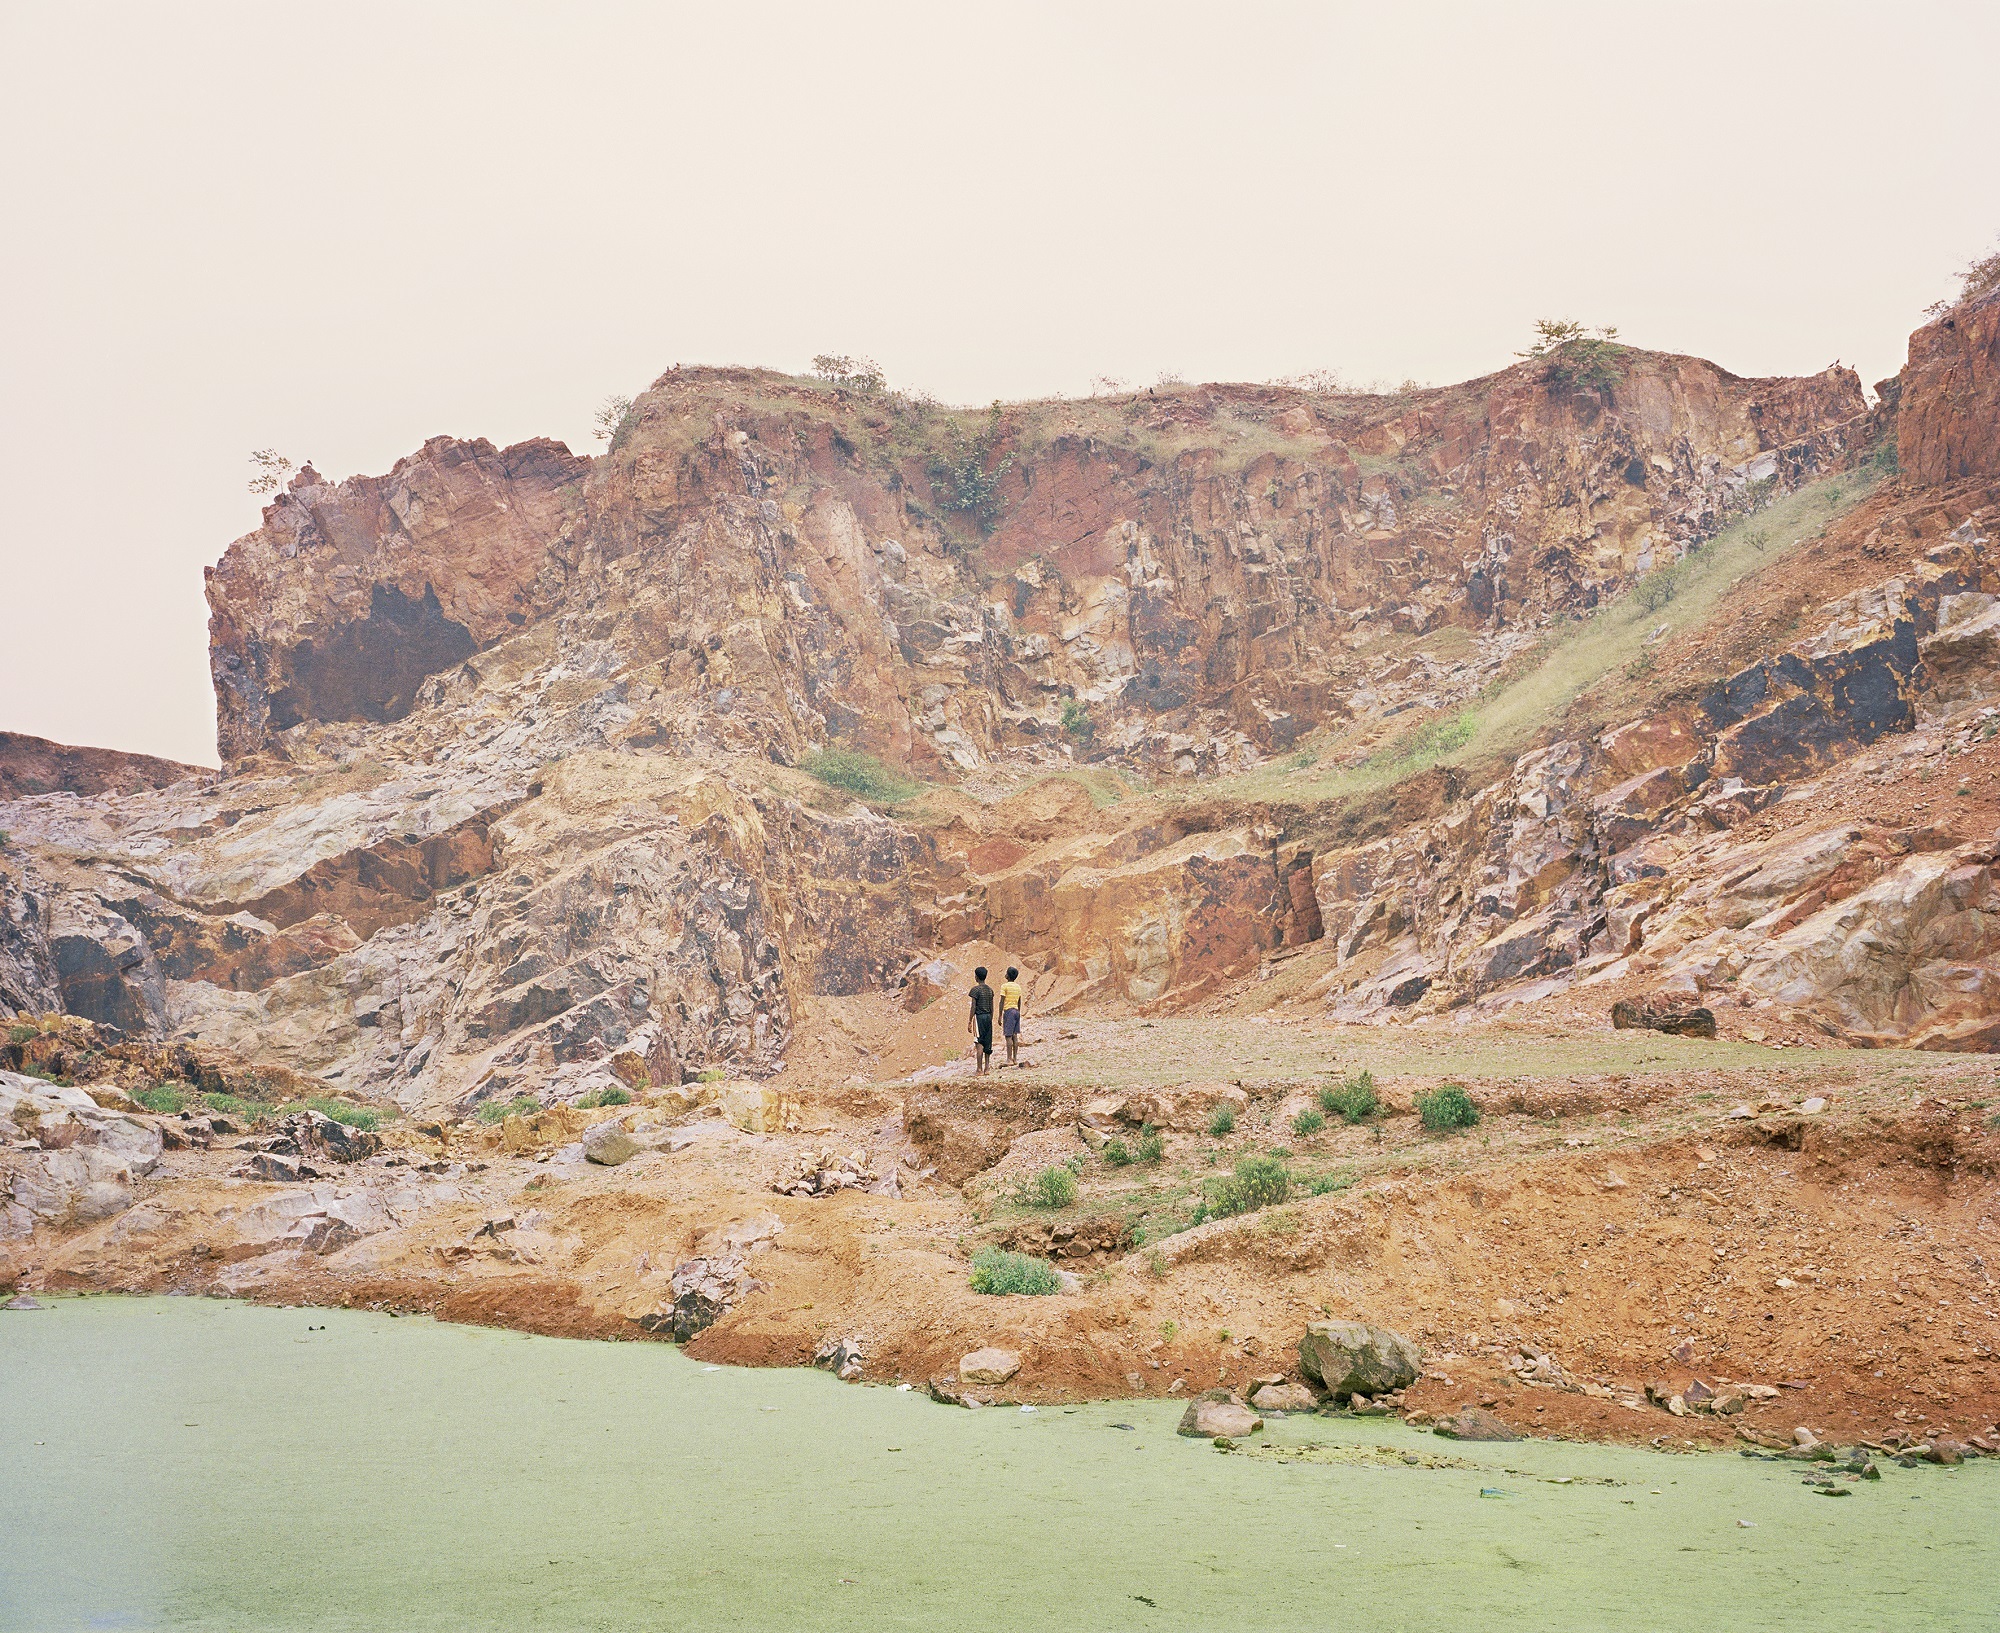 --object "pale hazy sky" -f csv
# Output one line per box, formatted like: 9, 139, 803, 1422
3, 1, 1996, 767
